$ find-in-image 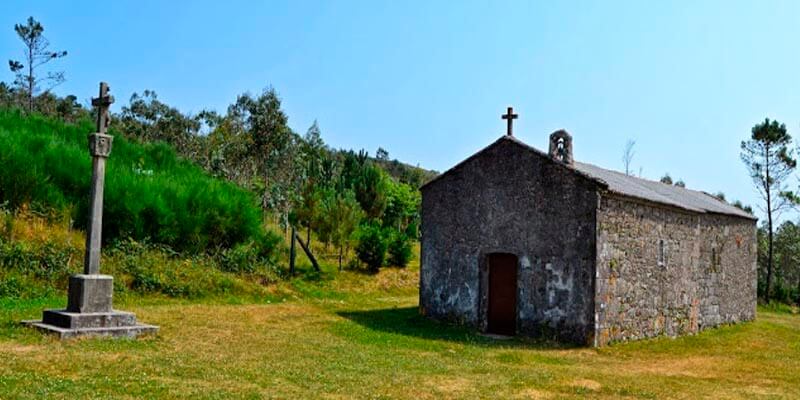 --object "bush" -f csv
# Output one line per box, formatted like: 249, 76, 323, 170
107, 238, 276, 299
0, 211, 278, 301
219, 231, 282, 274
387, 233, 412, 268
0, 239, 76, 283
355, 224, 388, 272
0, 109, 270, 253
0, 270, 54, 298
